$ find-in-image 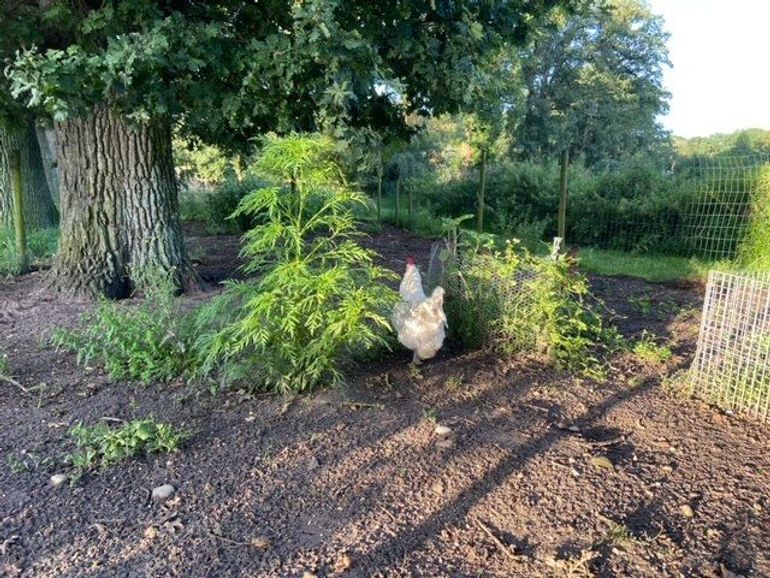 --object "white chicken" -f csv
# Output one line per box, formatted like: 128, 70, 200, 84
392, 256, 448, 365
